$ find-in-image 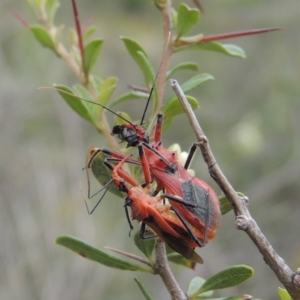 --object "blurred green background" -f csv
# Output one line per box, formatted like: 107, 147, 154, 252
1, 0, 299, 299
